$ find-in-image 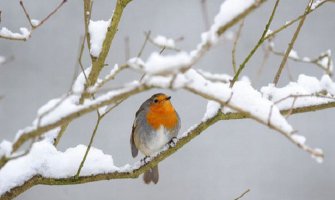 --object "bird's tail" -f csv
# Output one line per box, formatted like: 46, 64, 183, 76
143, 165, 159, 184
